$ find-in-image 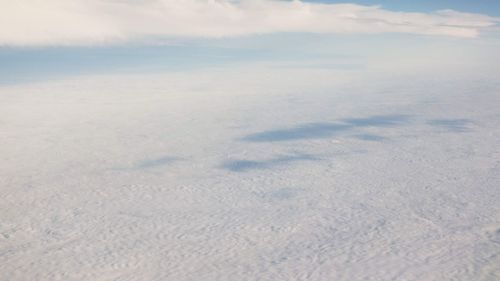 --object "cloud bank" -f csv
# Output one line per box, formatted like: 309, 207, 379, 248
1, 0, 498, 46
